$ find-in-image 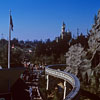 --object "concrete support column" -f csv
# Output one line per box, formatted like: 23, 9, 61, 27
46, 75, 49, 90
63, 80, 66, 100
